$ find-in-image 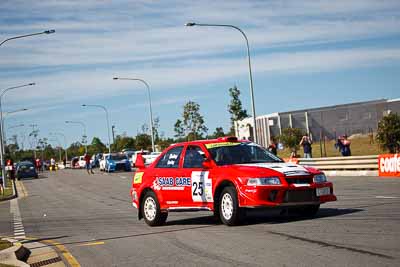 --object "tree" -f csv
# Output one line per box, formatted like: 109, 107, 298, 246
279, 128, 304, 156
90, 137, 107, 153
208, 127, 226, 139
174, 101, 208, 141
113, 135, 135, 152
228, 85, 248, 135
136, 133, 152, 151
376, 113, 400, 153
